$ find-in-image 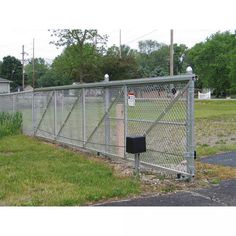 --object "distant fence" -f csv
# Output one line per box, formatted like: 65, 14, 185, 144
0, 75, 196, 177
198, 91, 211, 99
